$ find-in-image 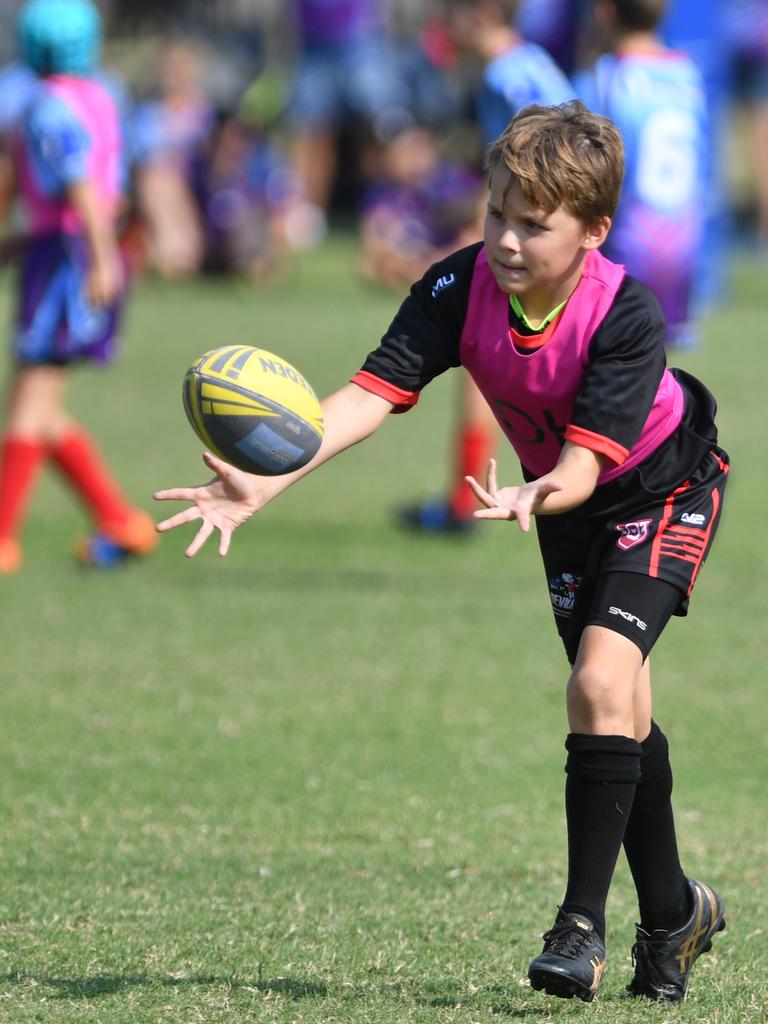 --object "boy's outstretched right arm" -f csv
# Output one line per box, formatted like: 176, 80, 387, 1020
154, 382, 394, 558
